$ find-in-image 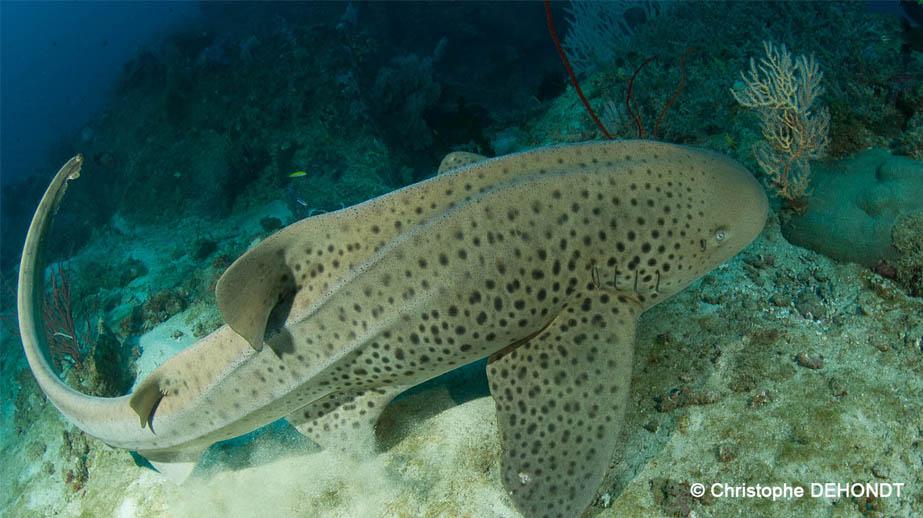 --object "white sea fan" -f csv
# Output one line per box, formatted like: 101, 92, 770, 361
562, 1, 672, 77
